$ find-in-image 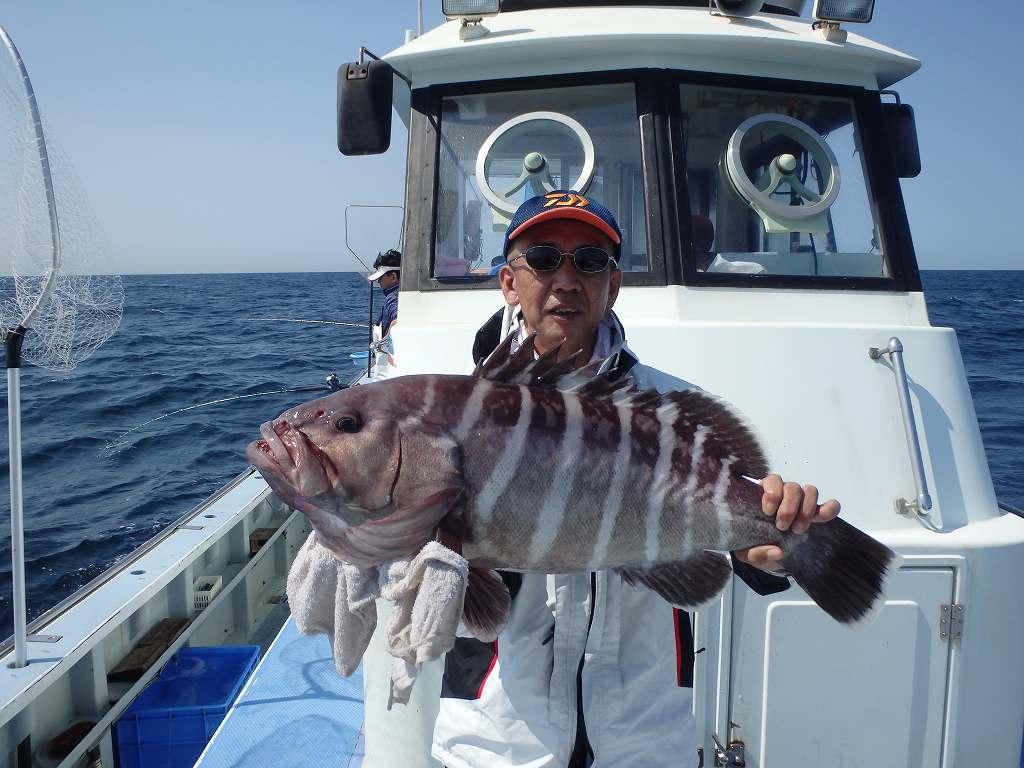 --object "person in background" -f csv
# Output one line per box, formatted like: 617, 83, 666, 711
367, 249, 401, 337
